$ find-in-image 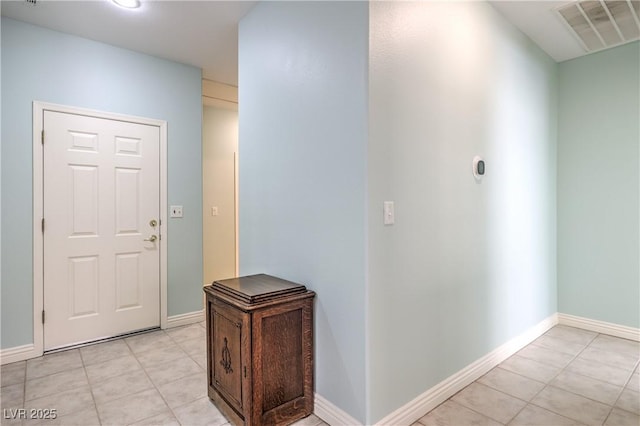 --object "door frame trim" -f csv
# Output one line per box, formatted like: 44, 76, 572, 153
32, 101, 168, 356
